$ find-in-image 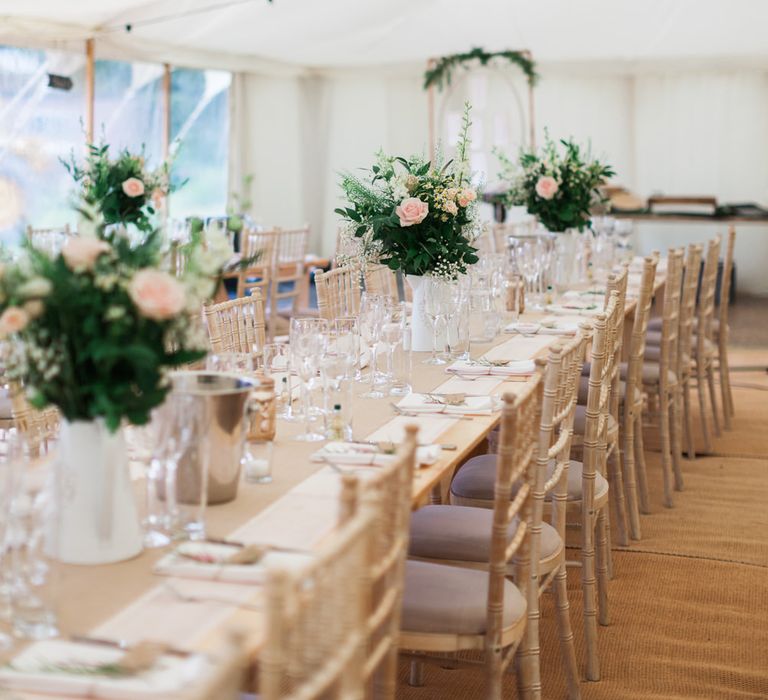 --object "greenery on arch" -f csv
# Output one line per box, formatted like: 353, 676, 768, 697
424, 47, 538, 91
